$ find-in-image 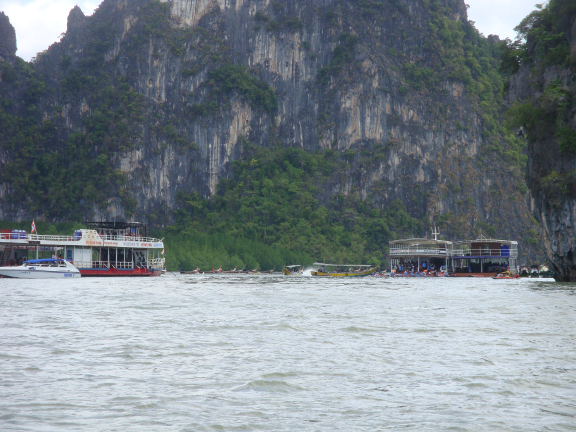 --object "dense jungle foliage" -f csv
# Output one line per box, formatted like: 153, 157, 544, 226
502, 0, 576, 154
0, 37, 145, 218
161, 144, 423, 271
423, 1, 527, 170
